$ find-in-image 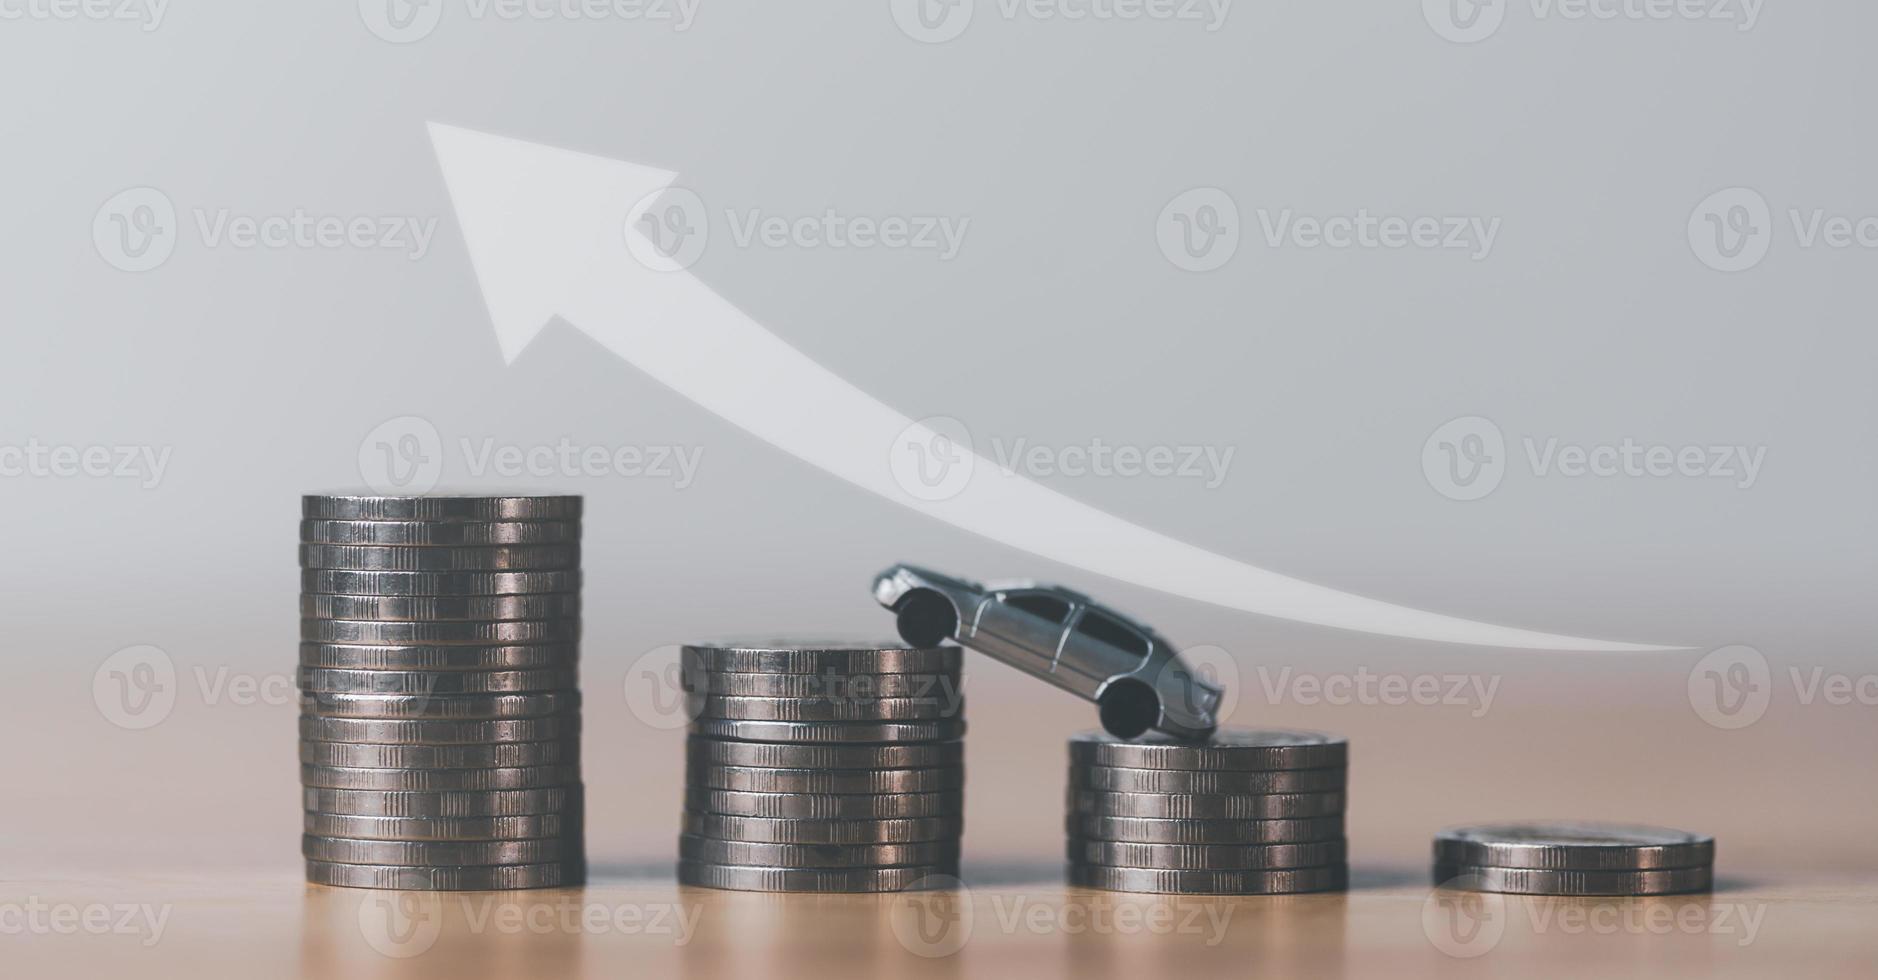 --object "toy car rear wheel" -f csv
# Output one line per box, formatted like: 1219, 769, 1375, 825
894, 590, 957, 648
1096, 678, 1161, 739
